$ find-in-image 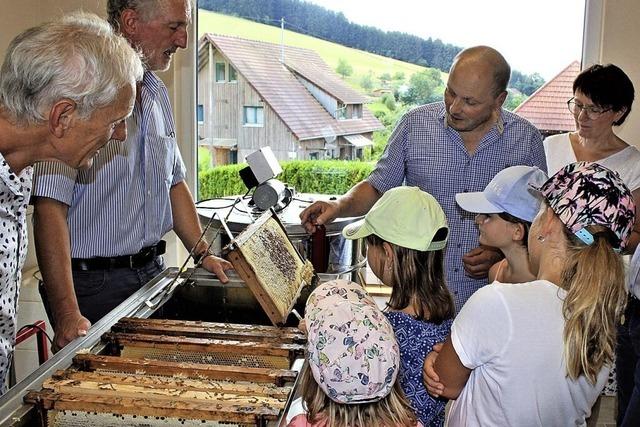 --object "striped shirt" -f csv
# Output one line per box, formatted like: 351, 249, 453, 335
32, 71, 186, 258
368, 102, 546, 309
